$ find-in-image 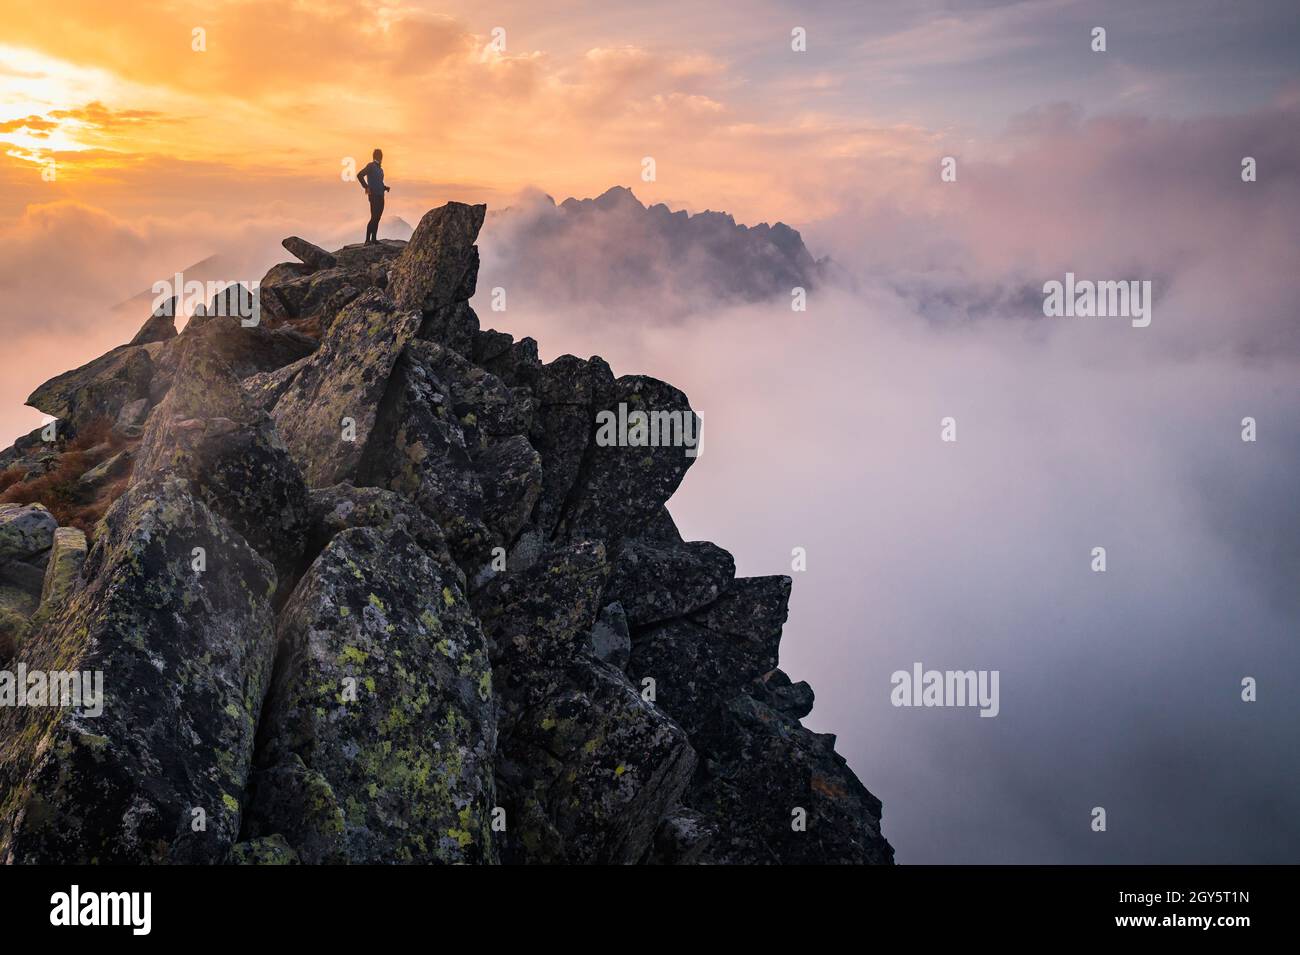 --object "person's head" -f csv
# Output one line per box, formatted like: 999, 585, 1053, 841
373, 148, 383, 163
